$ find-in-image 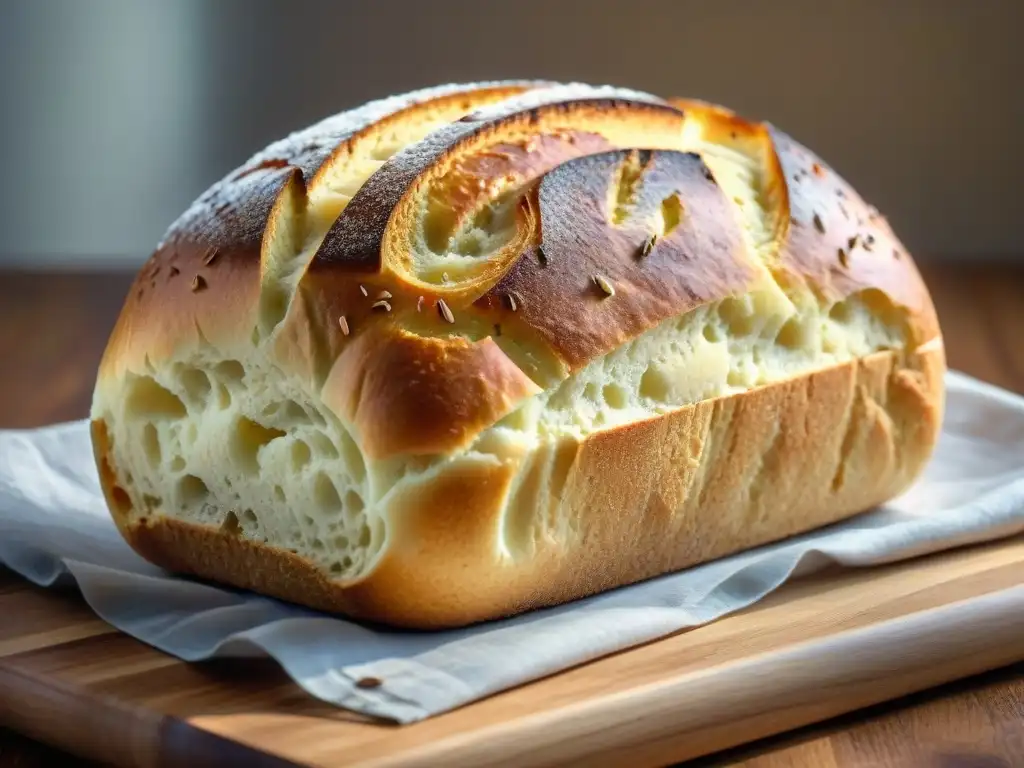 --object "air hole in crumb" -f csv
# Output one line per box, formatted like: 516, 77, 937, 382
141, 423, 161, 468
142, 494, 161, 510
258, 283, 290, 338
306, 407, 327, 428
313, 473, 343, 515
583, 382, 601, 403
215, 383, 232, 409
776, 317, 810, 349
273, 485, 286, 503
344, 490, 365, 515
177, 475, 210, 507
124, 376, 186, 420
222, 510, 241, 535
290, 441, 311, 470
829, 300, 855, 324
602, 384, 628, 409
308, 432, 340, 459
640, 366, 671, 401
358, 524, 371, 548
214, 360, 245, 383
169, 456, 186, 472
333, 534, 350, 549
312, 537, 326, 552
718, 297, 754, 336
179, 367, 211, 407
549, 441, 577, 502
702, 323, 722, 343
280, 401, 312, 426
230, 417, 286, 474
240, 509, 258, 525
660, 192, 684, 237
